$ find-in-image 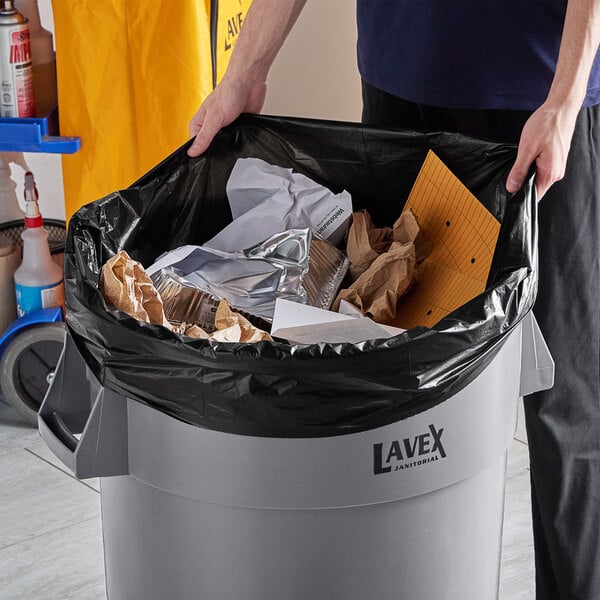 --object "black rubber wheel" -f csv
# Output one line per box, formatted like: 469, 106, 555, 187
0, 323, 65, 425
